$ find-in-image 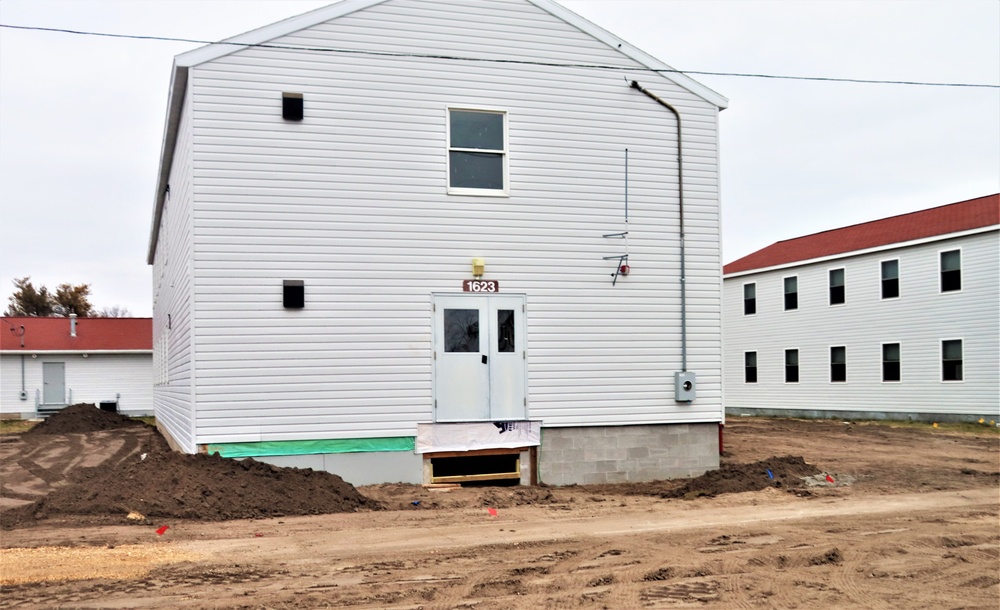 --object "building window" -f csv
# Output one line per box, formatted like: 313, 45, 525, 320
830, 346, 846, 382
785, 349, 799, 383
881, 259, 899, 299
743, 283, 756, 315
744, 351, 758, 383
829, 268, 845, 305
940, 249, 961, 292
448, 108, 507, 194
882, 343, 900, 382
784, 276, 798, 311
942, 339, 963, 381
